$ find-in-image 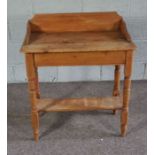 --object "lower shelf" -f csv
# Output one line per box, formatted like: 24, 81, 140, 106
36, 96, 122, 112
